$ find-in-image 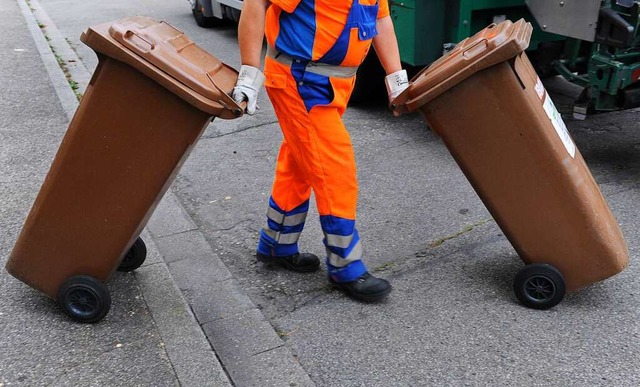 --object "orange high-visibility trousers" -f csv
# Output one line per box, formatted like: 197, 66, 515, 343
257, 56, 367, 282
